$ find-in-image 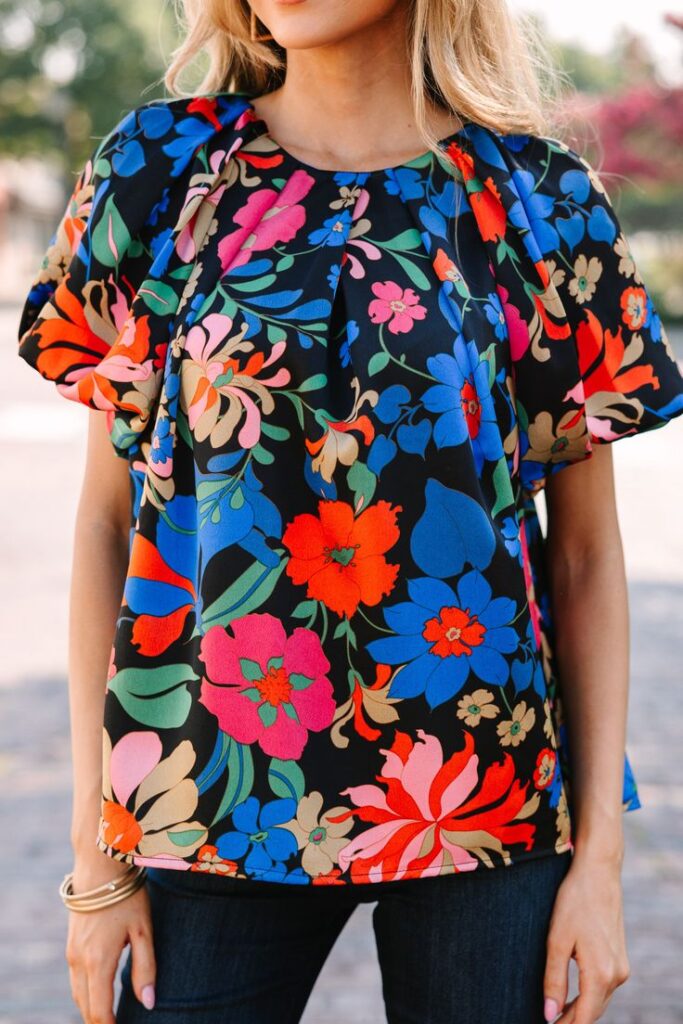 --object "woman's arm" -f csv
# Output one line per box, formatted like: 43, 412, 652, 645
541, 443, 631, 1024
65, 411, 156, 1024
68, 411, 131, 858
